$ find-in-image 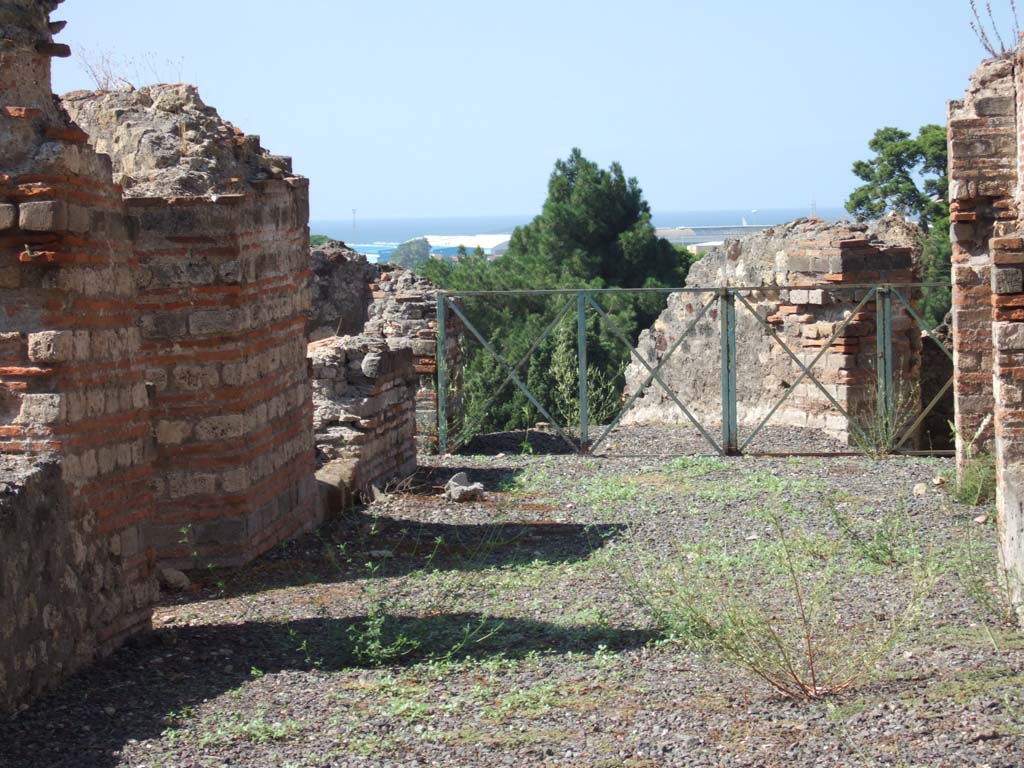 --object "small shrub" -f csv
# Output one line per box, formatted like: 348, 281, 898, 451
621, 502, 935, 698
849, 384, 919, 457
